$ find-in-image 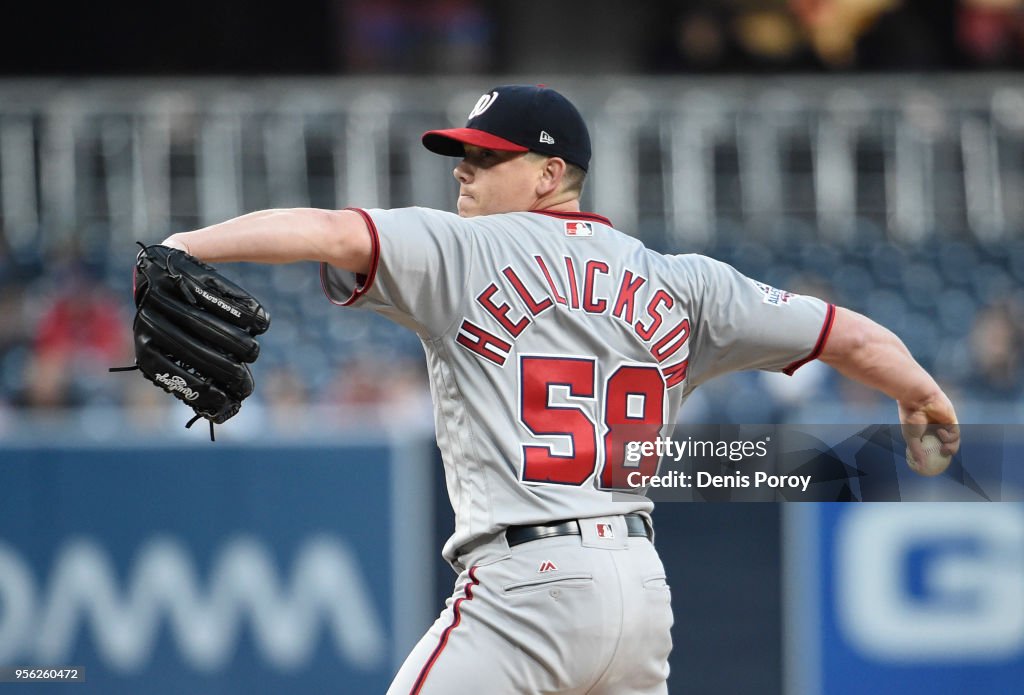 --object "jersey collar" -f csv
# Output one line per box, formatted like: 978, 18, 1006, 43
529, 209, 613, 227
